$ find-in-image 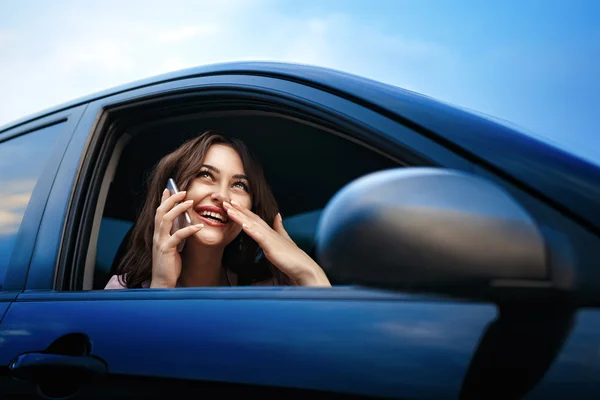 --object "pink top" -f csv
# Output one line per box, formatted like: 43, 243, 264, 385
104, 268, 282, 289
